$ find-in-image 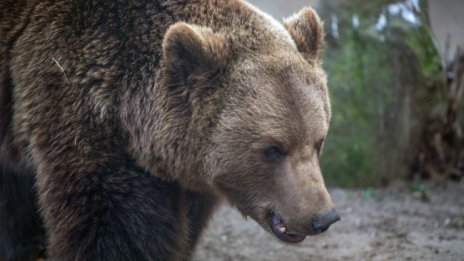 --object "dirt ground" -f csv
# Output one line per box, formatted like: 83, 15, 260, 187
193, 181, 464, 261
